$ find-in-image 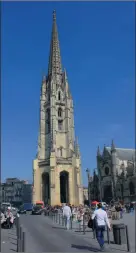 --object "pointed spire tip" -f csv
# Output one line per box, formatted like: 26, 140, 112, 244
53, 10, 56, 20
48, 10, 62, 77
111, 139, 115, 150
97, 146, 100, 156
